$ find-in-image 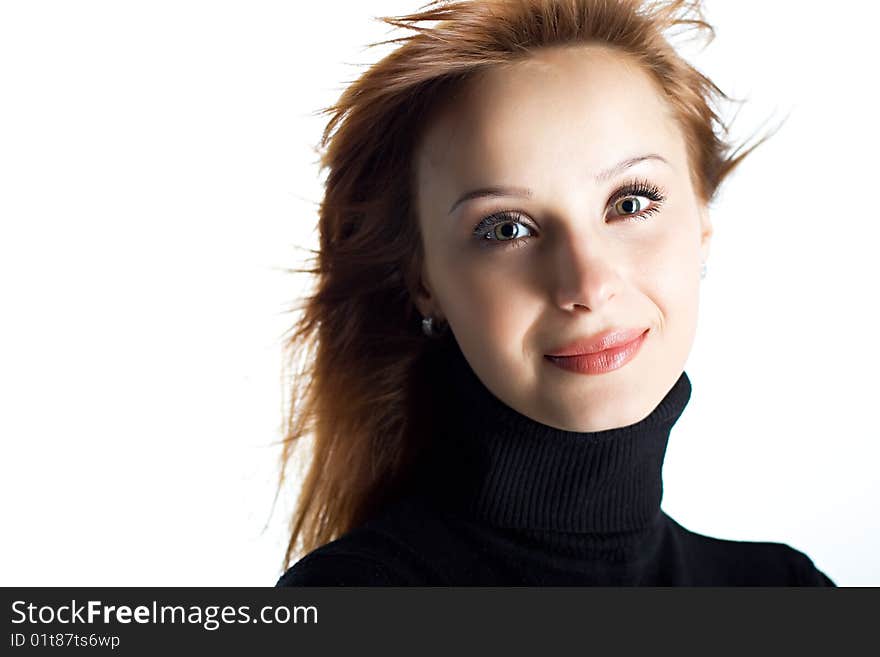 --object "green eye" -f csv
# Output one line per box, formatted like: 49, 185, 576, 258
472, 211, 535, 247
613, 195, 648, 216
489, 220, 533, 241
